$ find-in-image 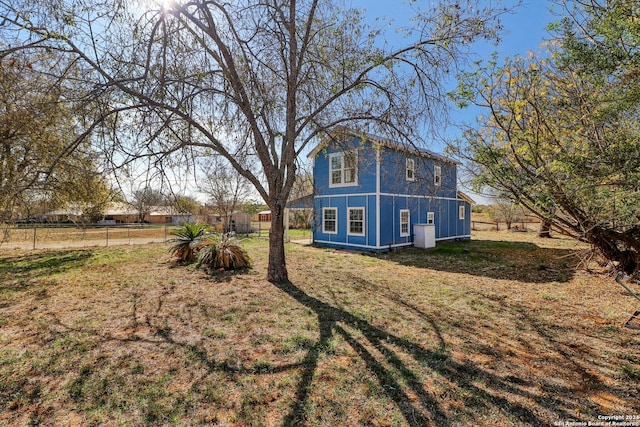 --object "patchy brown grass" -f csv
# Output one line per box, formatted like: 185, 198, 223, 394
0, 231, 639, 426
